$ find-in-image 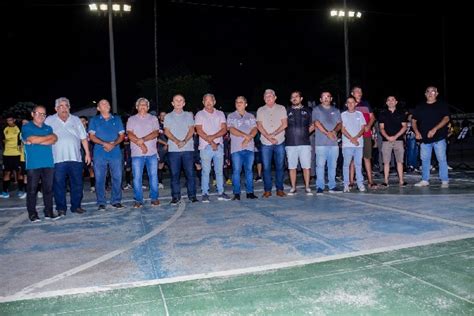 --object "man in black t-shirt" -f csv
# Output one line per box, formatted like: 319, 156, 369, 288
285, 91, 314, 195
378, 96, 407, 186
412, 86, 450, 187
